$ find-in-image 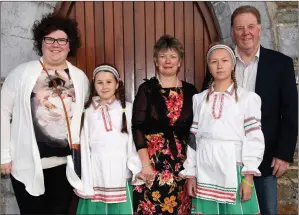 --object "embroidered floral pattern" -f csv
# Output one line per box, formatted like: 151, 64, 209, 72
138, 200, 156, 215
164, 90, 183, 125
134, 88, 191, 214
145, 133, 165, 158
152, 191, 161, 201
158, 170, 174, 186
134, 185, 143, 193
161, 196, 178, 213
